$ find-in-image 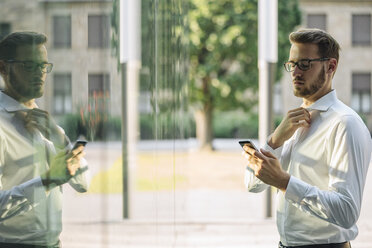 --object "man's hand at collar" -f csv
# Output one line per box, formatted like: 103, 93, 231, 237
22, 108, 67, 147
269, 107, 311, 149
